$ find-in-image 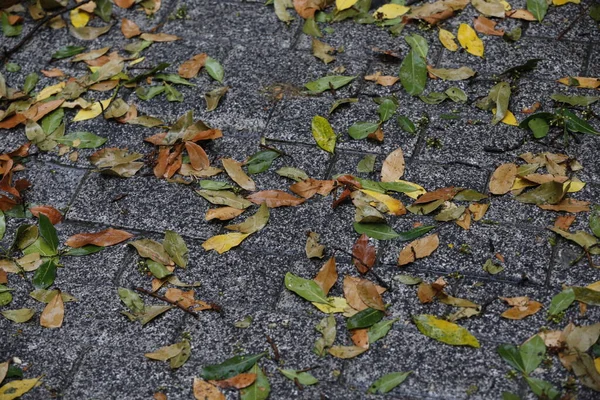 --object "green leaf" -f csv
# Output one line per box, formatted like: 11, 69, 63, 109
528, 118, 550, 139
303, 17, 322, 37
348, 121, 379, 139
23, 236, 57, 257
559, 108, 599, 135
23, 73, 39, 94
394, 274, 423, 285
548, 288, 575, 317
129, 239, 173, 265
201, 352, 266, 381
0, 285, 12, 306
551, 93, 599, 107
368, 318, 399, 344
0, 210, 4, 241
353, 222, 400, 240
502, 392, 521, 400
524, 377, 561, 400
419, 92, 448, 105
285, 272, 329, 304
516, 181, 566, 205
118, 287, 145, 314
396, 225, 435, 241
571, 286, 600, 306
154, 73, 195, 86
276, 167, 309, 182
52, 45, 86, 59
13, 224, 38, 251
32, 259, 57, 290
413, 314, 480, 347
590, 205, 600, 238
1, 308, 35, 323
198, 180, 233, 191
405, 34, 428, 59
497, 344, 526, 373
527, 0, 548, 22
490, 82, 511, 125
329, 97, 358, 115
347, 308, 385, 330
94, 0, 113, 22
357, 154, 376, 173
125, 62, 169, 84
1, 13, 22, 37
519, 335, 546, 375
311, 115, 336, 153
163, 230, 188, 268
246, 150, 280, 174
314, 315, 336, 357
38, 213, 58, 253
205, 56, 224, 82
147, 260, 173, 279
378, 99, 397, 122
56, 132, 107, 149
63, 245, 104, 256
279, 369, 318, 385
591, 3, 600, 22
41, 109, 64, 135
482, 258, 504, 275
5, 63, 19, 72
304, 75, 356, 94
428, 66, 477, 81
136, 85, 166, 101
445, 87, 468, 103
367, 371, 412, 394
397, 116, 416, 133
165, 83, 183, 102
240, 364, 270, 400
226, 203, 269, 234
500, 59, 541, 77
454, 189, 487, 202
196, 190, 253, 209
399, 49, 427, 96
